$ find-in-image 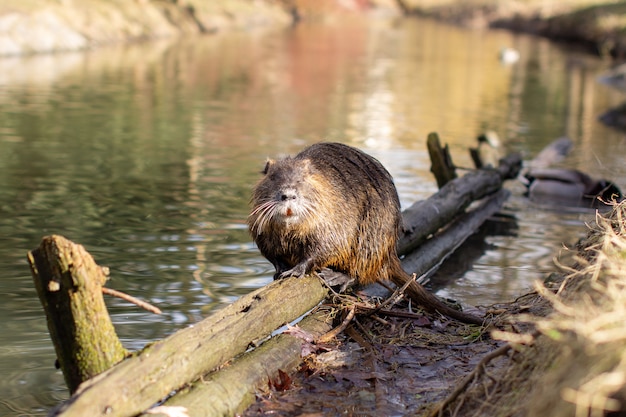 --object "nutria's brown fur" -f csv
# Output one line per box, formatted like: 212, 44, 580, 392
248, 142, 483, 325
